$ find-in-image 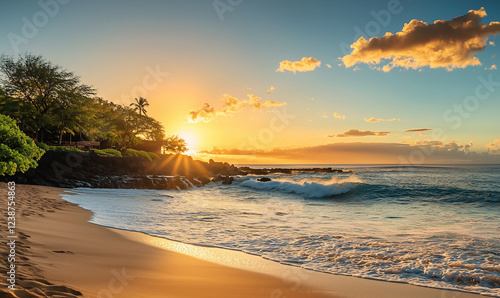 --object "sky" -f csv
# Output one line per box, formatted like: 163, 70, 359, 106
1, 0, 500, 164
